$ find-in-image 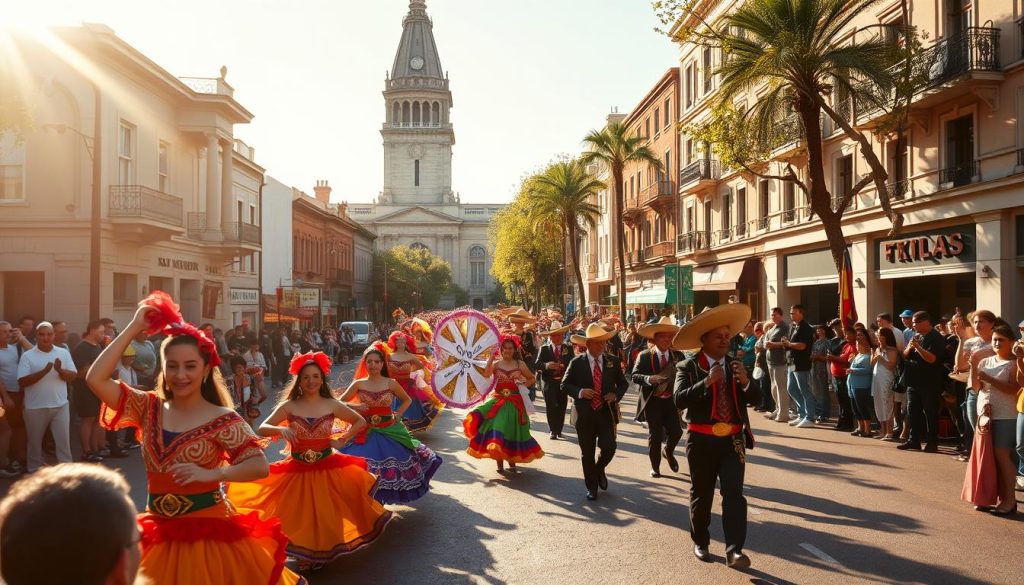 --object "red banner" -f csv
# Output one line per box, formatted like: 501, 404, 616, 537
838, 250, 858, 328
